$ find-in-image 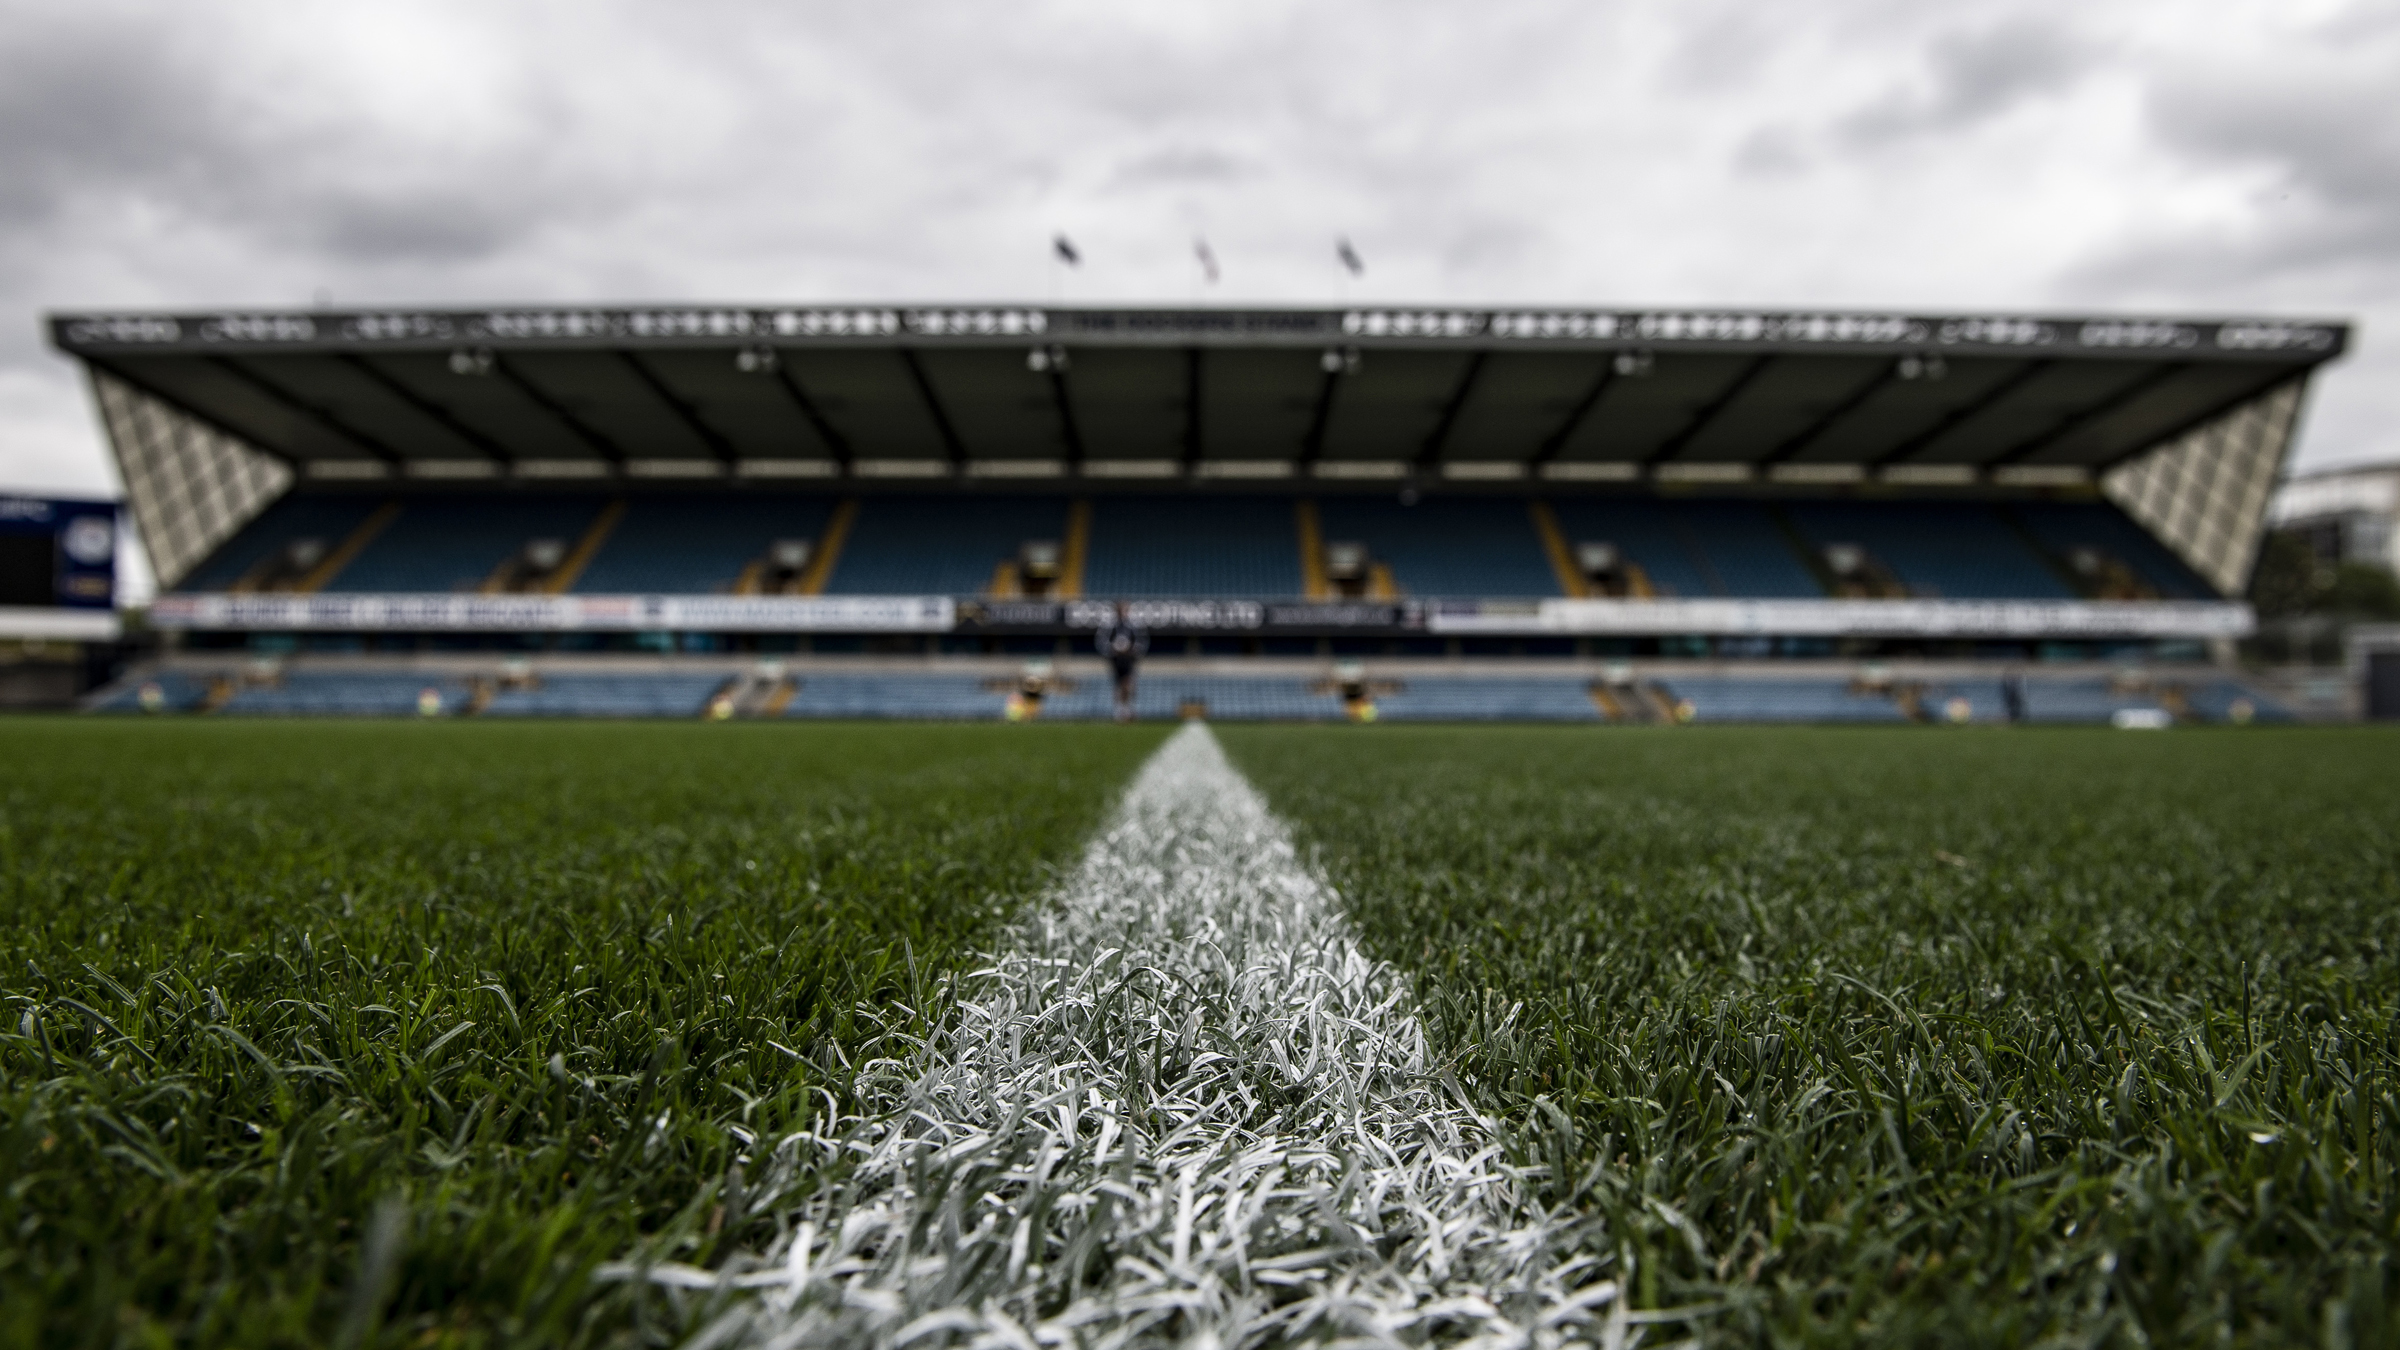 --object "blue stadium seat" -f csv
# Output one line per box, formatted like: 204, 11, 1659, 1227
482, 674, 727, 717
89, 670, 214, 712
323, 495, 608, 593
2013, 503, 2214, 599
1315, 497, 1560, 597
1545, 498, 1718, 598
826, 496, 1072, 595
574, 495, 838, 593
1665, 678, 1907, 723
1672, 502, 1826, 598
1785, 502, 2072, 599
1082, 496, 1304, 597
1373, 678, 1600, 722
177, 494, 385, 592
216, 672, 472, 716
783, 673, 1009, 719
